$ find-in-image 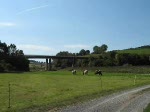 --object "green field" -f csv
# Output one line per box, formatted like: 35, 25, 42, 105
117, 48, 150, 55
0, 71, 150, 112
